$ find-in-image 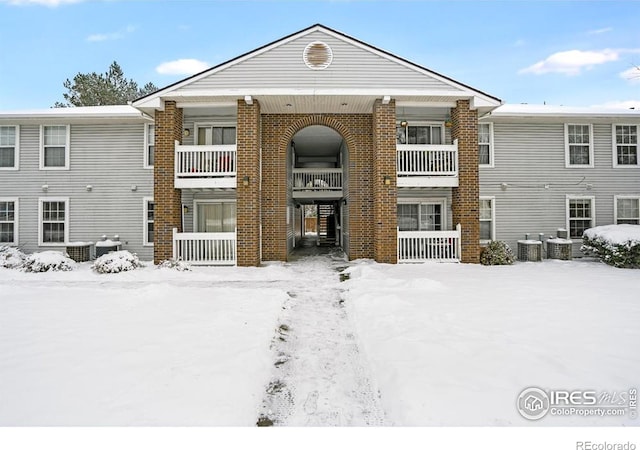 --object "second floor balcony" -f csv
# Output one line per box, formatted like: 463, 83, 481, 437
175, 144, 236, 189
396, 140, 459, 187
